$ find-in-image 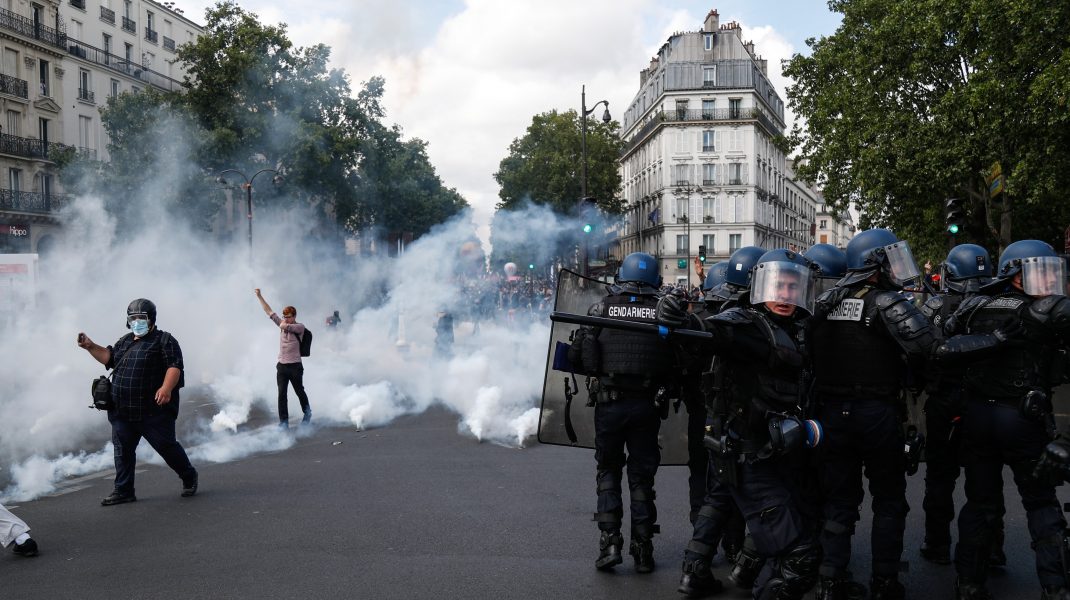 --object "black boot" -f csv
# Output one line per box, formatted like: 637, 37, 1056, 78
678, 559, 723, 598
1041, 586, 1070, 600
920, 539, 952, 565
954, 578, 994, 600
629, 537, 655, 574
987, 527, 1006, 568
728, 544, 764, 589
869, 575, 905, 600
595, 530, 623, 570
816, 576, 854, 600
